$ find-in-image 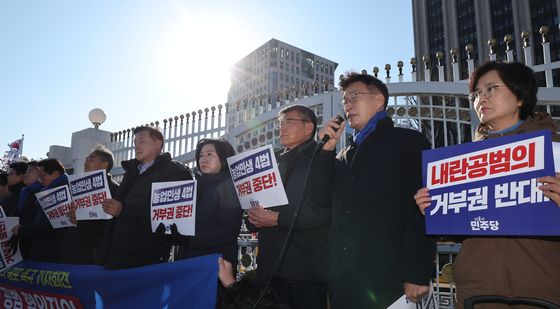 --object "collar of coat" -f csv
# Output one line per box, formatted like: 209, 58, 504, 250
279, 138, 317, 160
121, 152, 173, 173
